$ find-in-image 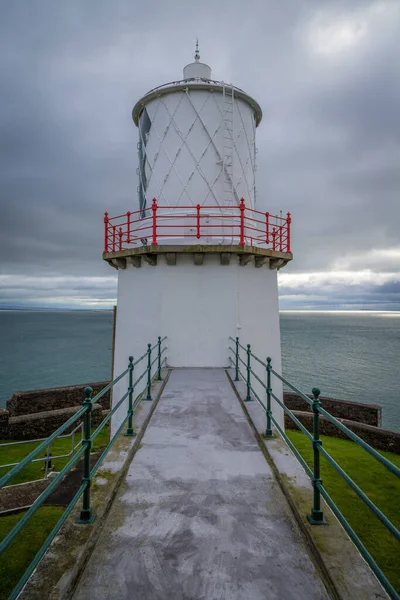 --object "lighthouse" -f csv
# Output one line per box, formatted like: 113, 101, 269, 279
104, 45, 293, 432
